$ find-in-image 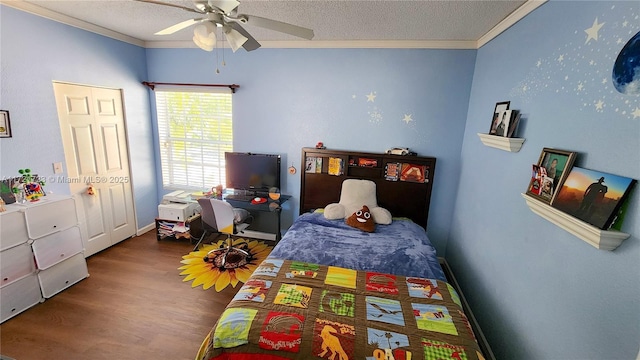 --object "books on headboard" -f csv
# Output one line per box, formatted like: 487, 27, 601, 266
328, 157, 344, 176
305, 157, 323, 173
